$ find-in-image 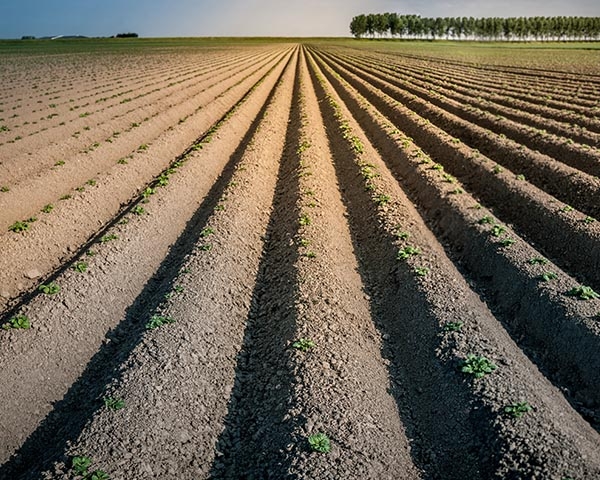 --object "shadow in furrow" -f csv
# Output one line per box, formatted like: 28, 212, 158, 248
0, 57, 291, 480
210, 56, 303, 479
306, 54, 498, 480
